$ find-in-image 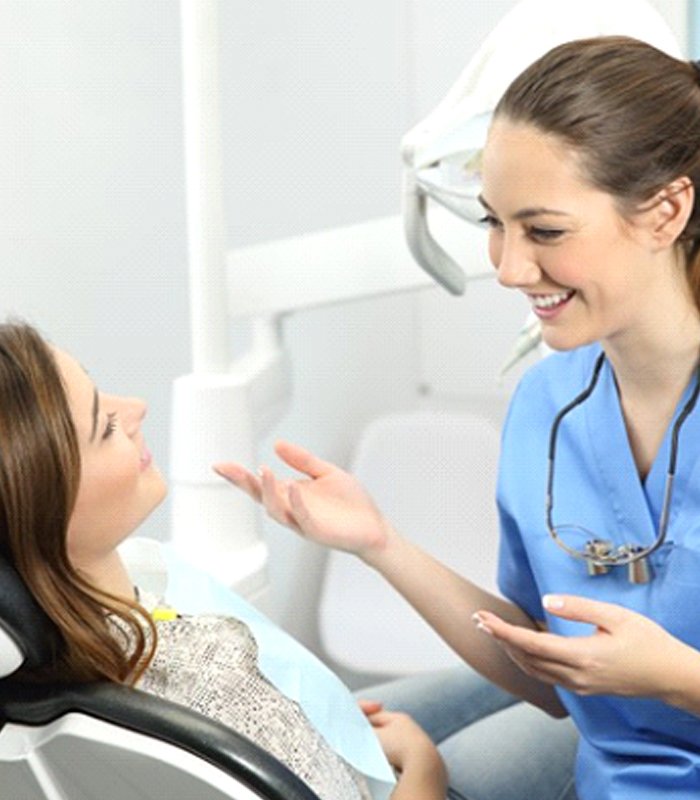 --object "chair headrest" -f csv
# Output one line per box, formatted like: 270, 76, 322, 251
0, 555, 61, 678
